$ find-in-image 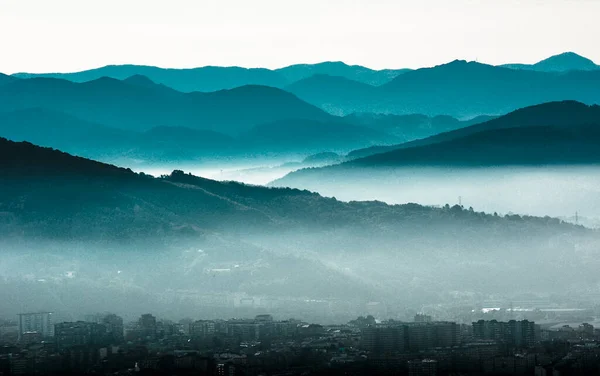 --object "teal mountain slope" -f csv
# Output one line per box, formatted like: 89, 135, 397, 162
0, 77, 334, 134
501, 52, 598, 72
